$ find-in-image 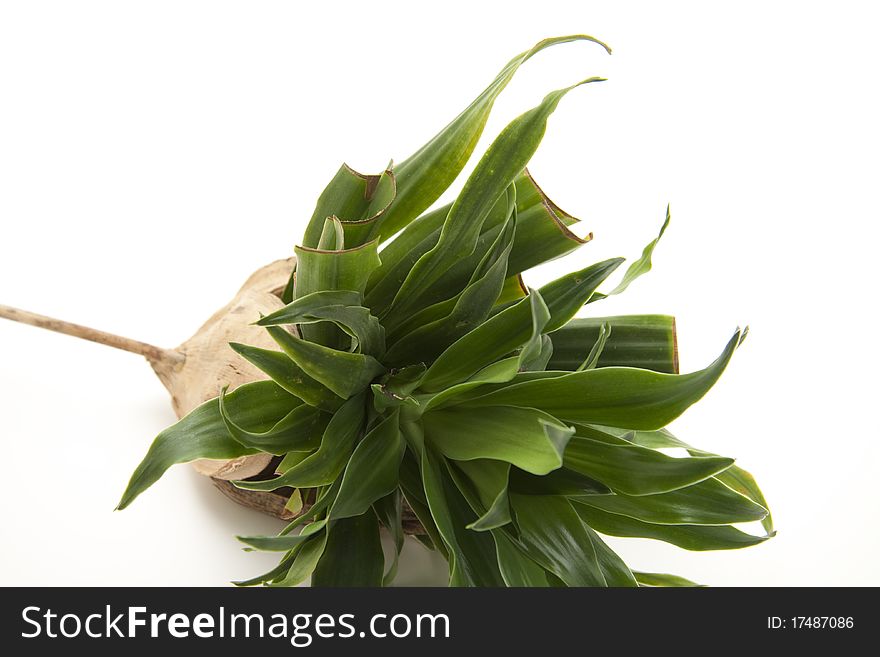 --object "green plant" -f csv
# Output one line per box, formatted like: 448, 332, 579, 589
117, 35, 774, 587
